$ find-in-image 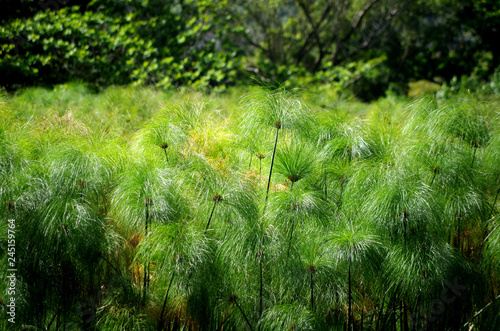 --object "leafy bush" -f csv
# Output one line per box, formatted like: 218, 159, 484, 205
0, 2, 244, 90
